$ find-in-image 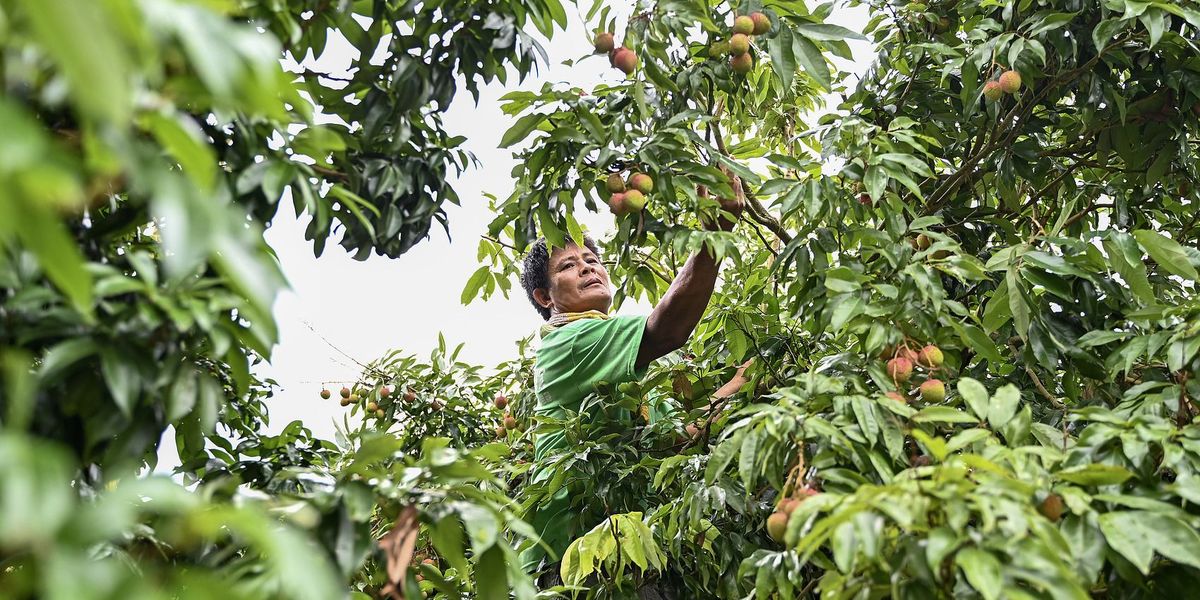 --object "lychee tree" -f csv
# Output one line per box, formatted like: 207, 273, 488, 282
459, 0, 1200, 597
